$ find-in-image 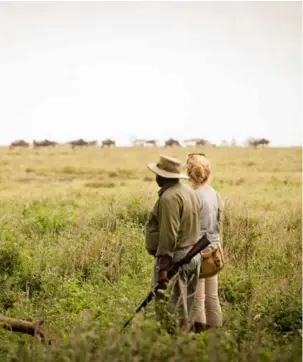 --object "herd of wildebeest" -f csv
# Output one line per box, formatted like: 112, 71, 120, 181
7, 137, 270, 149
